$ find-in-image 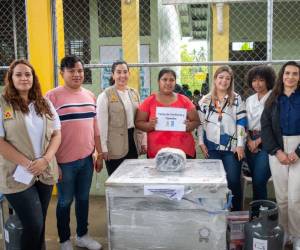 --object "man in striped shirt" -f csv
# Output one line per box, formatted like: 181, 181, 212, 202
46, 55, 102, 250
